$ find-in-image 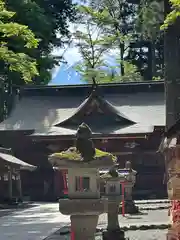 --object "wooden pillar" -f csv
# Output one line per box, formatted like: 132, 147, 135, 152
8, 167, 12, 200
16, 170, 22, 201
